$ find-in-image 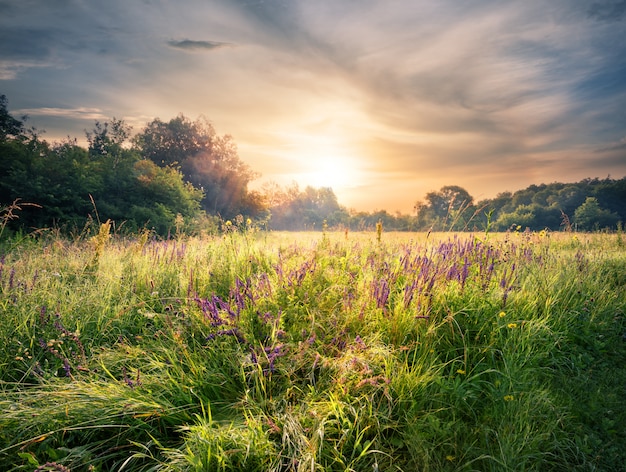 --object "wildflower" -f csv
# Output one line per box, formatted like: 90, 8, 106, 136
372, 278, 390, 309
34, 462, 71, 472
498, 311, 506, 318
446, 455, 455, 462
503, 395, 514, 402
62, 358, 71, 377
354, 335, 367, 350
456, 369, 466, 375
507, 323, 518, 329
